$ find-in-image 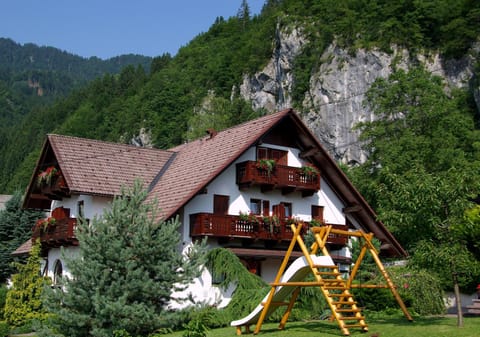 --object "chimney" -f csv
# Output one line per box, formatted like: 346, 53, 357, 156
206, 128, 217, 139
